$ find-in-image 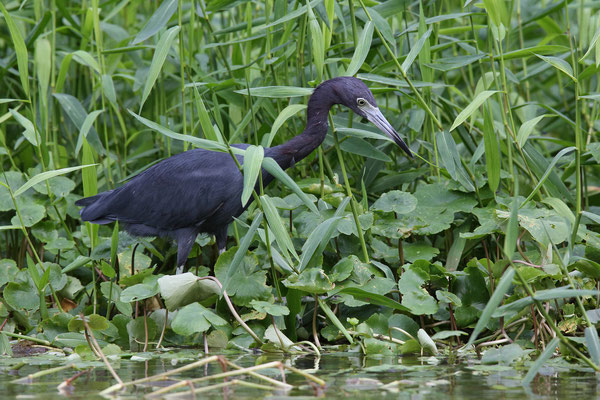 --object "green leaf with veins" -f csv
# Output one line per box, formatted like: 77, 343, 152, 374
171, 302, 227, 336
371, 190, 417, 214
215, 250, 271, 306
282, 268, 334, 294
